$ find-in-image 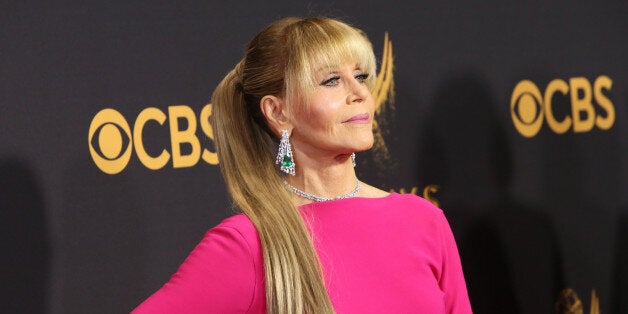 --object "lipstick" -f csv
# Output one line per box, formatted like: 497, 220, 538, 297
344, 113, 370, 124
